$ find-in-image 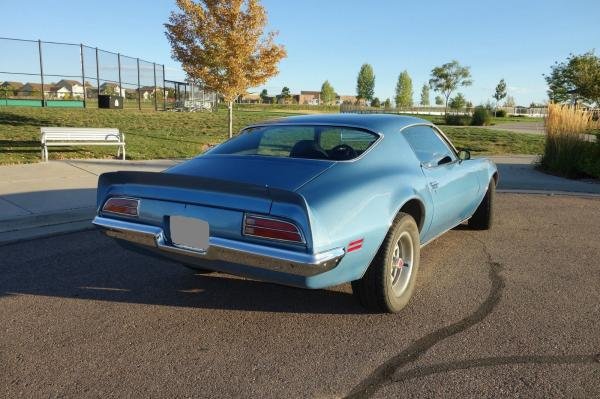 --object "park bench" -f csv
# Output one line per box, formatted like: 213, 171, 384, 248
40, 127, 125, 162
